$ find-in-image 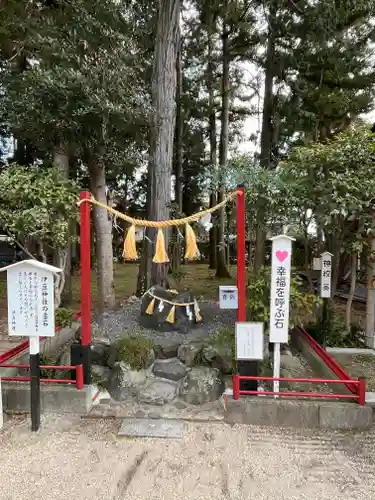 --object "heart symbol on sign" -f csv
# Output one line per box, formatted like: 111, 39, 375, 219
276, 250, 288, 263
